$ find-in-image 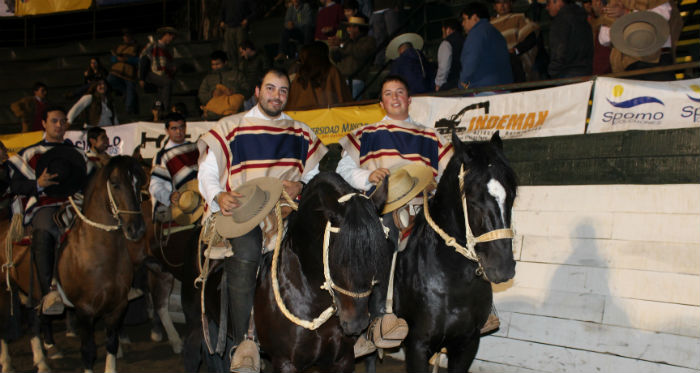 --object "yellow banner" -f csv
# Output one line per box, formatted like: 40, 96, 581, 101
287, 104, 385, 145
16, 0, 92, 16
0, 131, 43, 155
